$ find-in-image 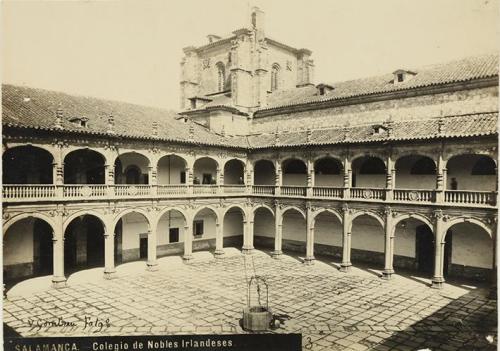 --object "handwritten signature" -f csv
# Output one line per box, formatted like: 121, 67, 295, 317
27, 316, 111, 333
